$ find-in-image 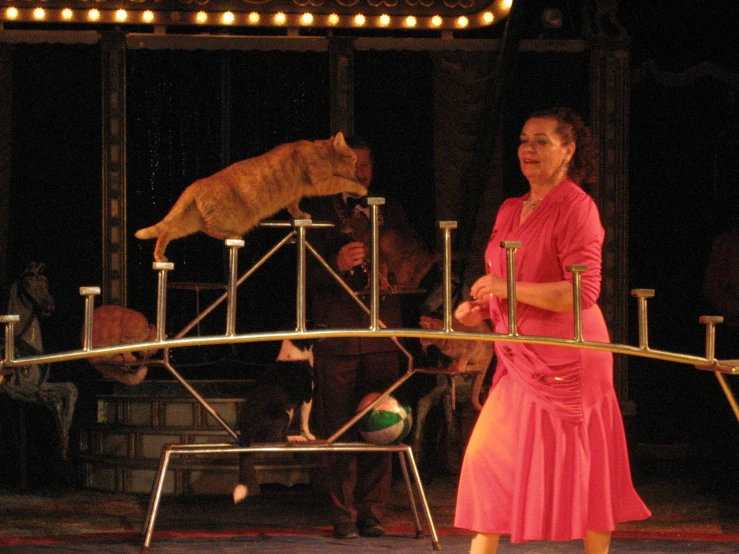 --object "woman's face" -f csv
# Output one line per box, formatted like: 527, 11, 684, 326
518, 117, 575, 187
